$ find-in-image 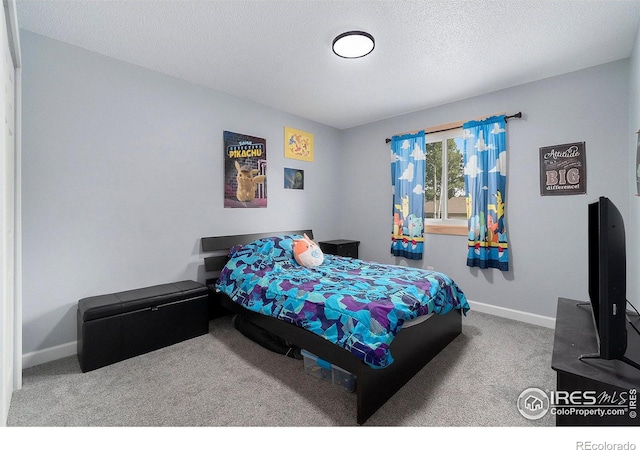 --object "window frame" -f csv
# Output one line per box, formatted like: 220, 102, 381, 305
424, 128, 467, 236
